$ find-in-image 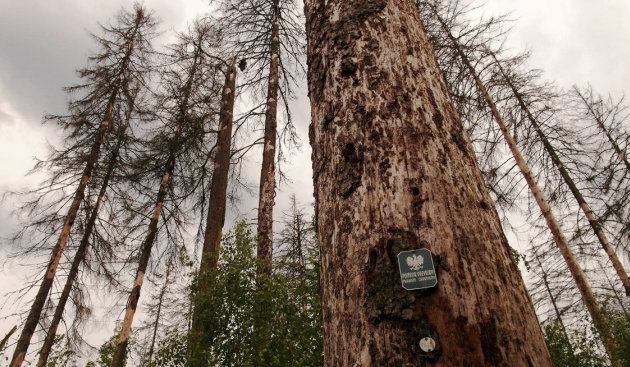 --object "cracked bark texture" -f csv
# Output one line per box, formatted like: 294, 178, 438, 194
304, 0, 553, 365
